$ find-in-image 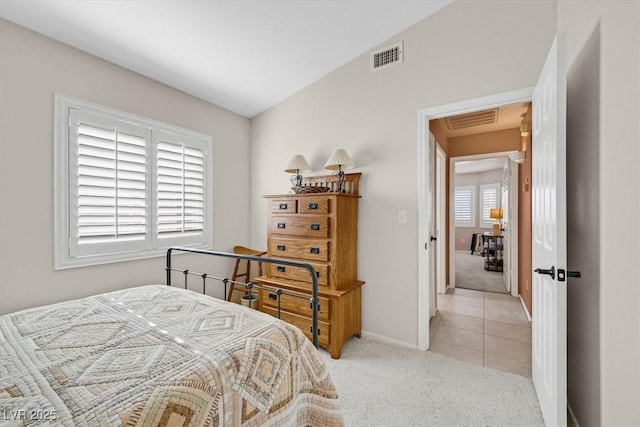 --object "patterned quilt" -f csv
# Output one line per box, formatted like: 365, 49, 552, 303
0, 285, 344, 426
